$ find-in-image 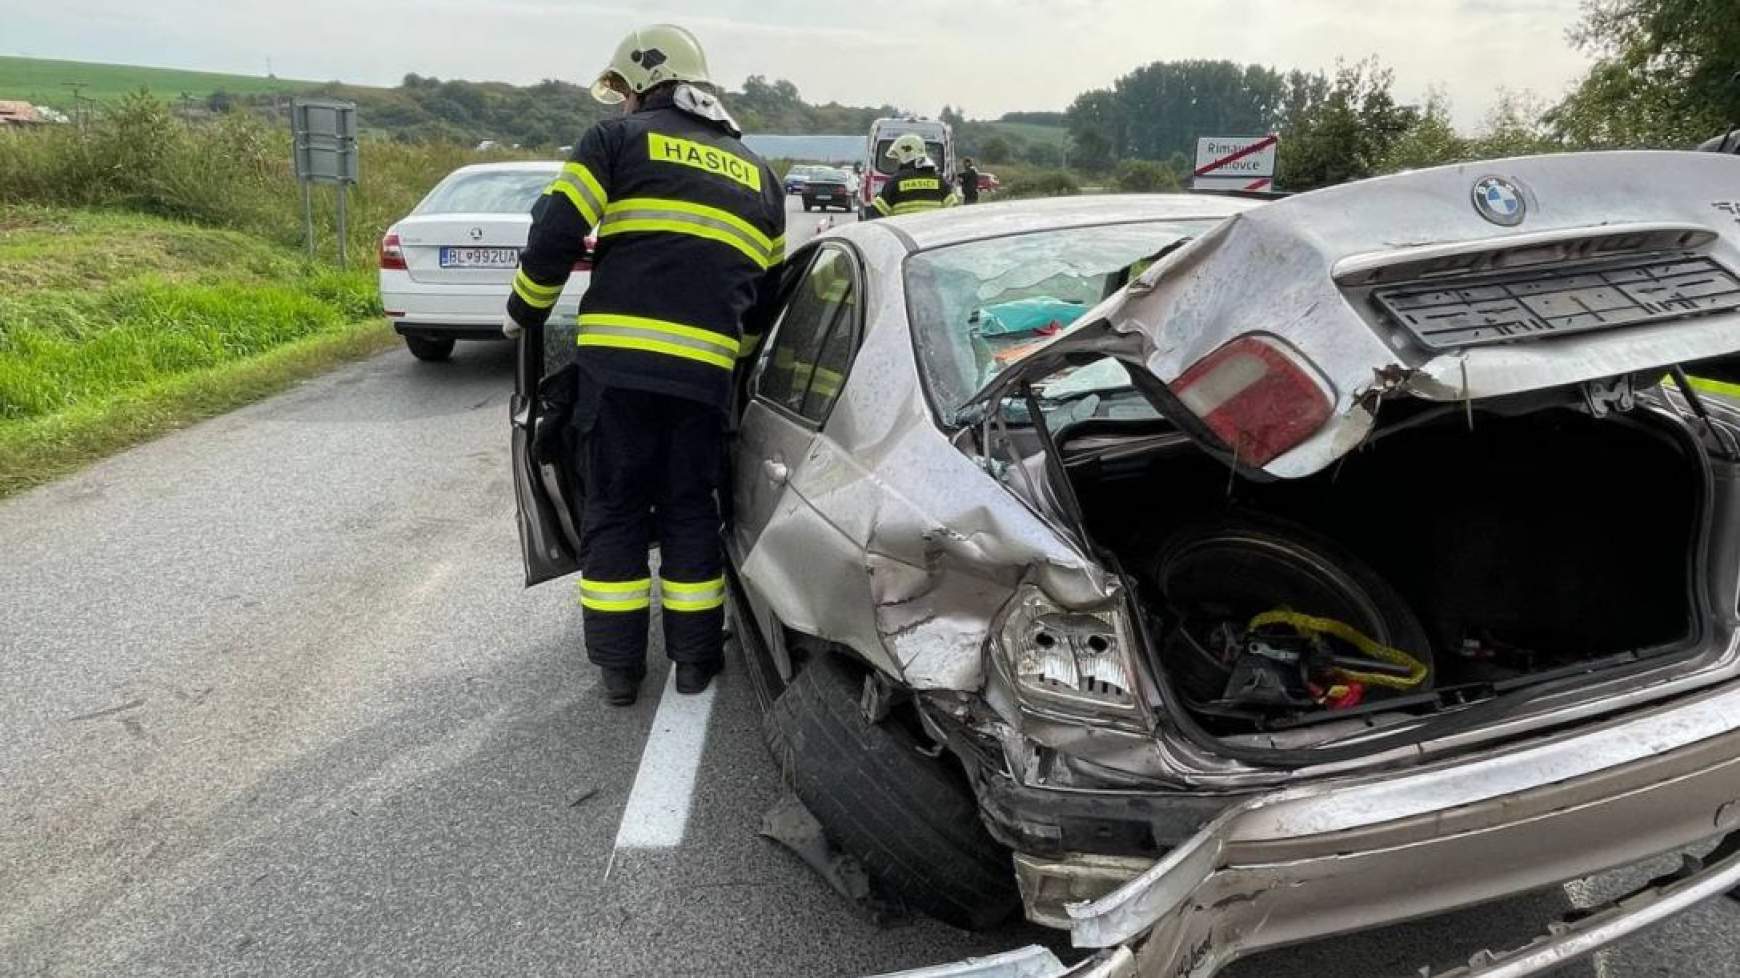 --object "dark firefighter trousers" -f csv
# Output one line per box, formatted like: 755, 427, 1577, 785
571, 383, 727, 674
